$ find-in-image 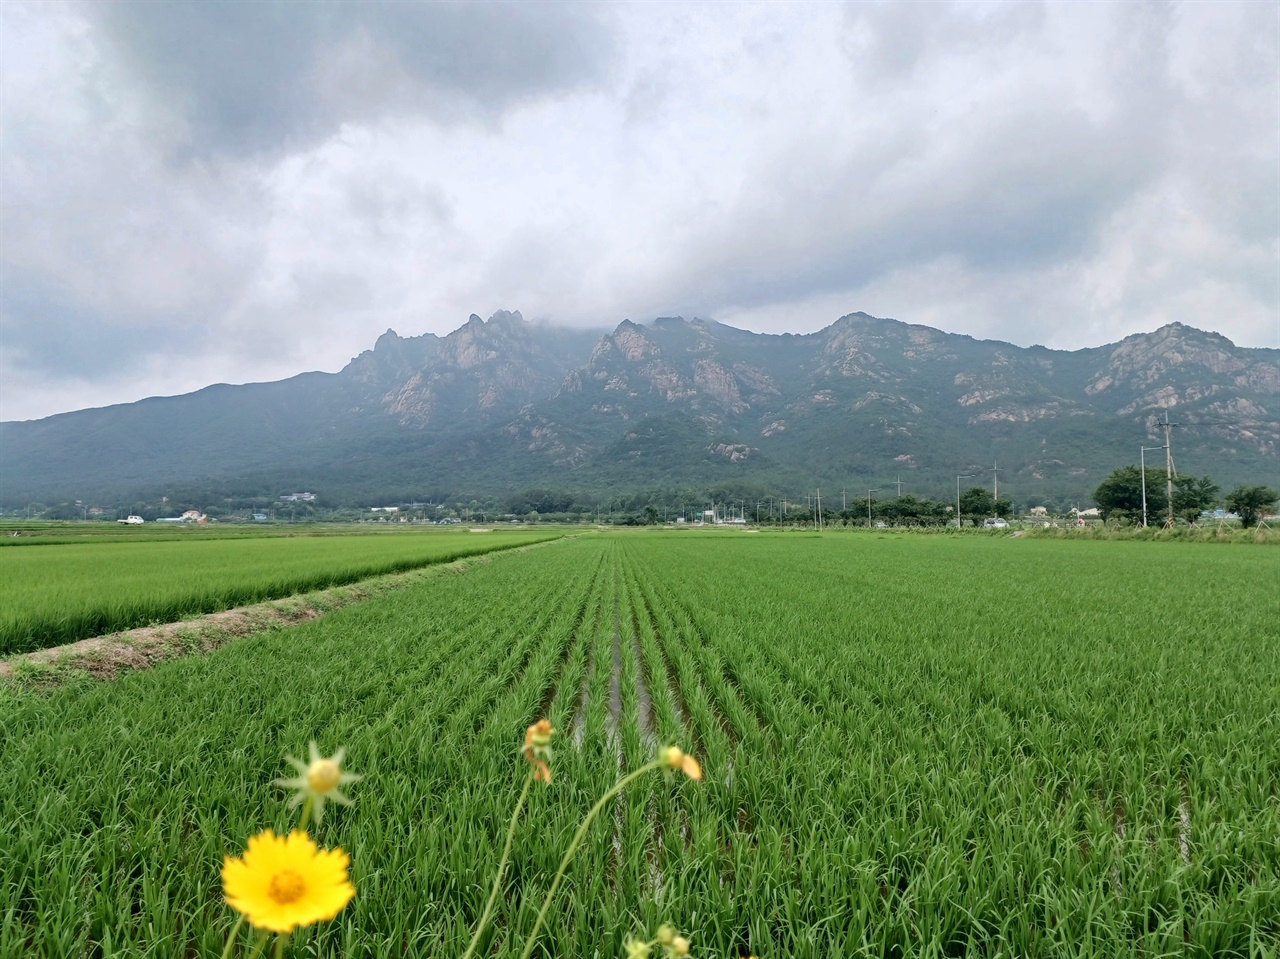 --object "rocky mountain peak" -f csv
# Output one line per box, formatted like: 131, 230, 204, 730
4, 310, 1275, 507
1090, 323, 1271, 398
